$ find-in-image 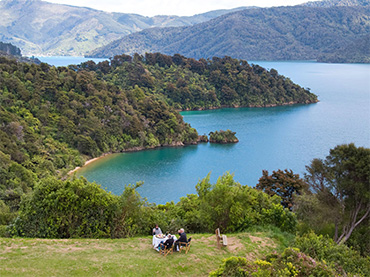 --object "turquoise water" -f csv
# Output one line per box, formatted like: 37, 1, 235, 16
65, 60, 370, 204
